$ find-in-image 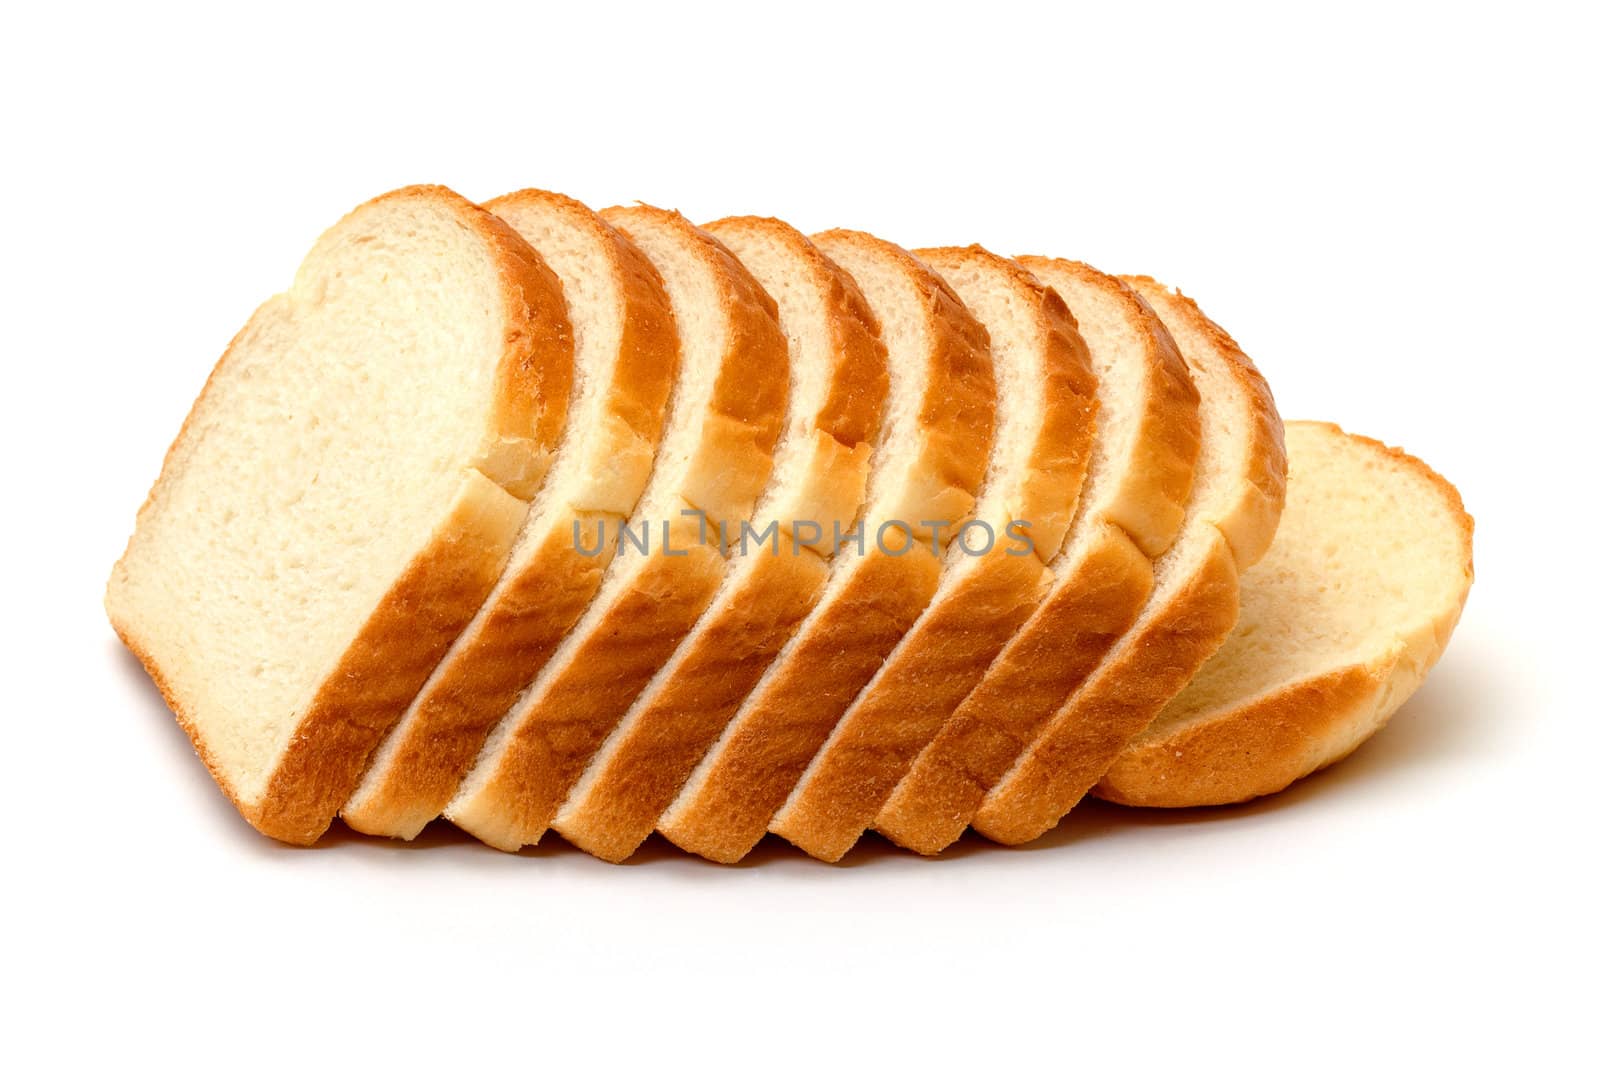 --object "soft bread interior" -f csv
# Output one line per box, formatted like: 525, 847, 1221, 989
1146, 421, 1472, 740
108, 194, 535, 804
